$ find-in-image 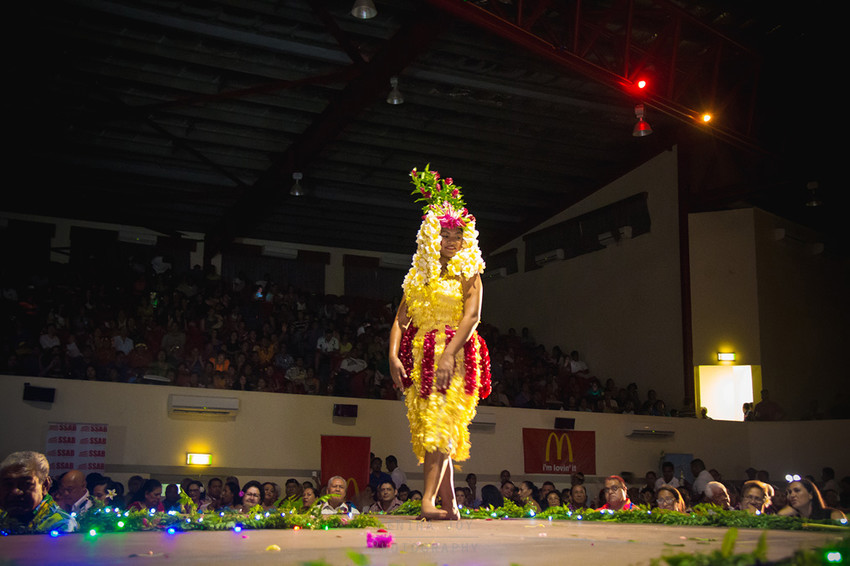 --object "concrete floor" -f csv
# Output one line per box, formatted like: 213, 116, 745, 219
0, 516, 843, 565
